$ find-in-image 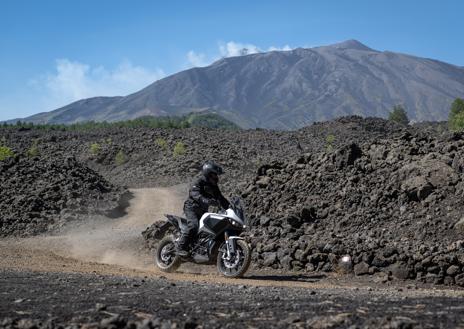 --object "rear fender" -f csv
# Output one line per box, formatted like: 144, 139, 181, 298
164, 214, 182, 232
